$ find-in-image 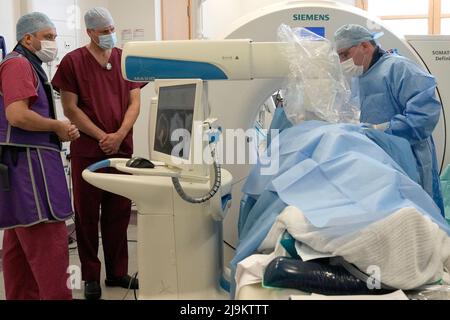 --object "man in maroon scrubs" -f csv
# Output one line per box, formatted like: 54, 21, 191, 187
52, 7, 143, 300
